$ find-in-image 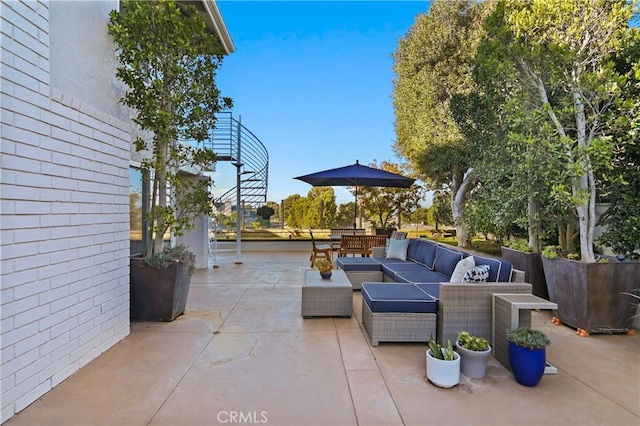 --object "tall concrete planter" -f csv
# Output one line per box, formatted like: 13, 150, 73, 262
541, 256, 640, 333
501, 247, 549, 299
130, 255, 192, 322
